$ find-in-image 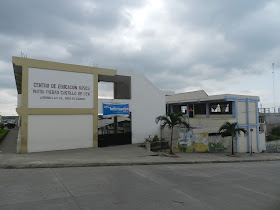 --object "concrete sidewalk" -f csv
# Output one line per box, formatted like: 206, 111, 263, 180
1, 144, 280, 168
0, 128, 17, 154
